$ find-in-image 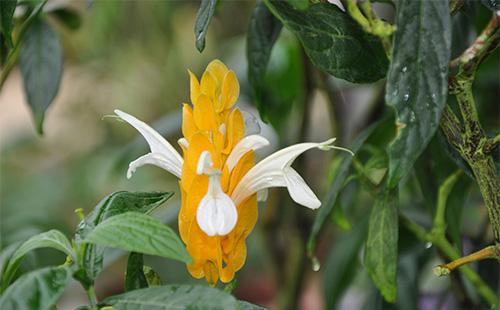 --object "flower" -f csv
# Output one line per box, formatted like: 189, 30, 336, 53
115, 60, 351, 285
